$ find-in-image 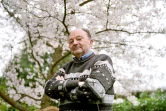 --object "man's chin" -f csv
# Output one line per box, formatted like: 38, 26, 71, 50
73, 50, 83, 56
74, 51, 82, 55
